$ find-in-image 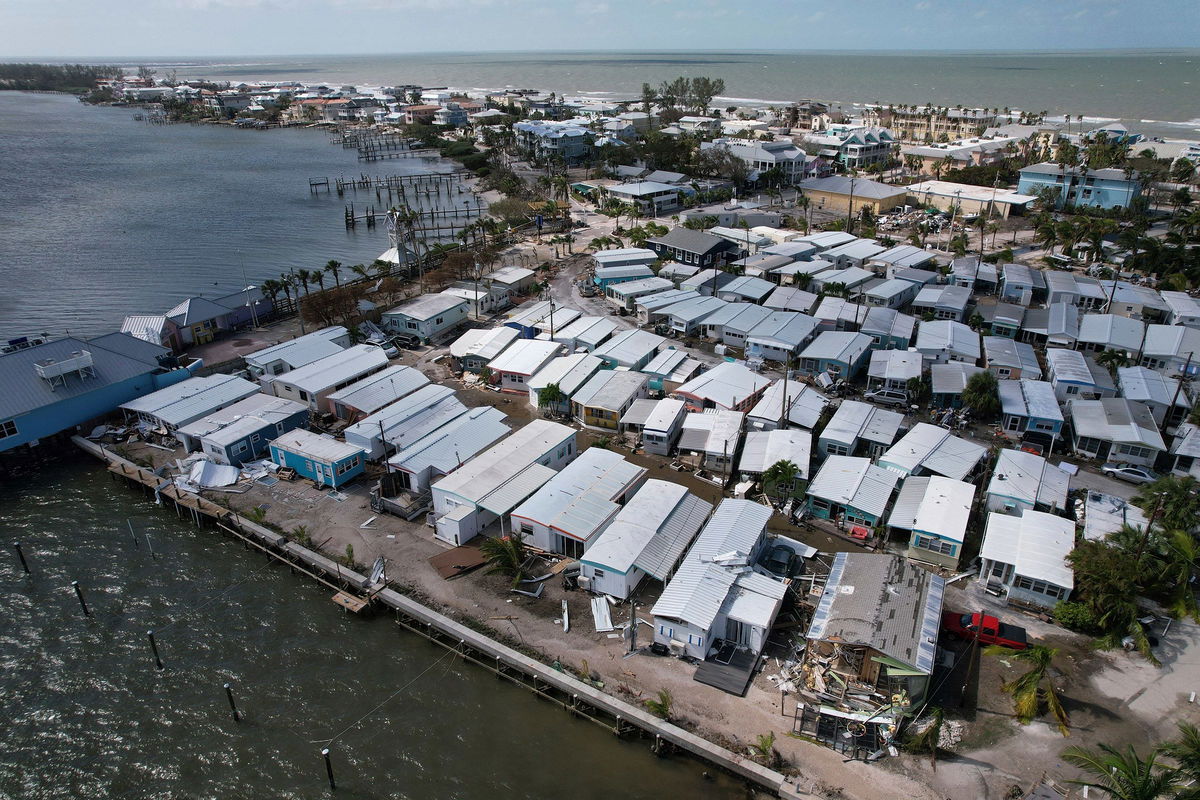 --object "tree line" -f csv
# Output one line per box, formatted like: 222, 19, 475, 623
0, 63, 123, 94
